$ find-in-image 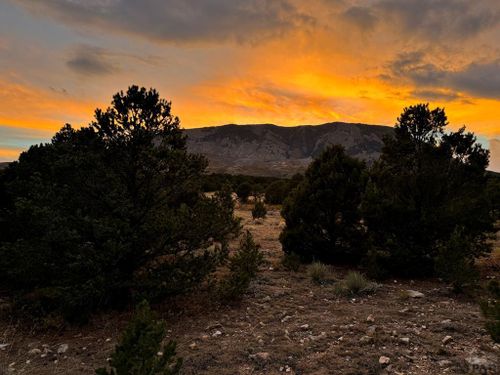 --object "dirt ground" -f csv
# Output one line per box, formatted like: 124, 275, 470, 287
1, 206, 499, 375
